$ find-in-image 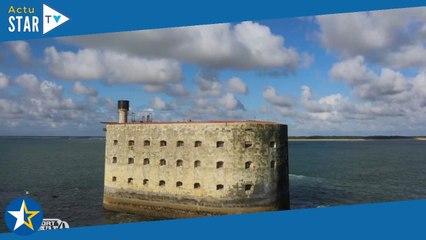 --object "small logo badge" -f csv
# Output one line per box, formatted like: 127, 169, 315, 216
43, 4, 69, 34
4, 198, 44, 236
40, 218, 70, 230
